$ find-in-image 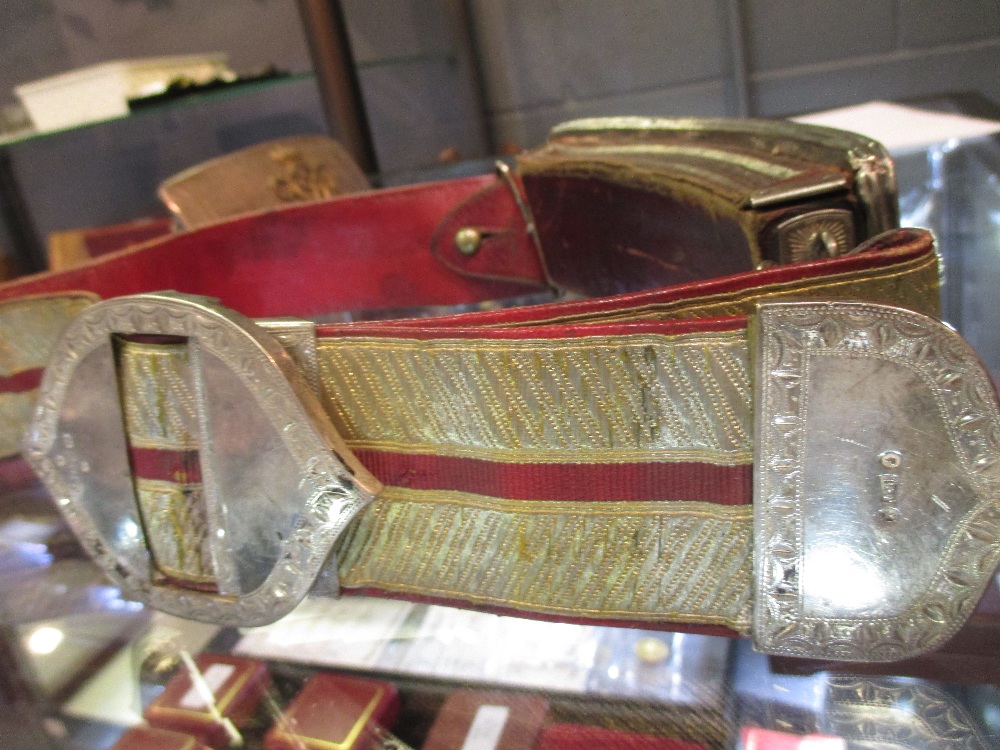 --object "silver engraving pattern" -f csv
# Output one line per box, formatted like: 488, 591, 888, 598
23, 293, 378, 626
753, 301, 1000, 661
824, 677, 991, 749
